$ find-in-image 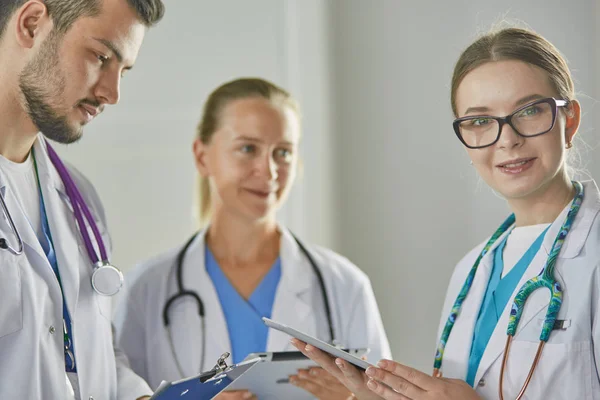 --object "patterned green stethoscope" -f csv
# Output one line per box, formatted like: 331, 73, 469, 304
433, 181, 584, 400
